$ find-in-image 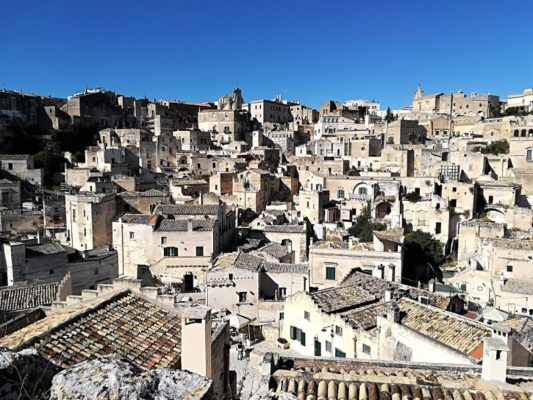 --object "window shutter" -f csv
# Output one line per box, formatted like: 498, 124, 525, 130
300, 331, 306, 347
